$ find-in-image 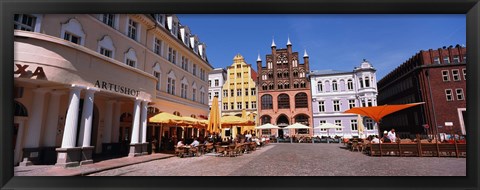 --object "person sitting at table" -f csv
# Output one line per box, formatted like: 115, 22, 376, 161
387, 128, 397, 142
371, 136, 380, 143
177, 138, 185, 147
190, 138, 200, 147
